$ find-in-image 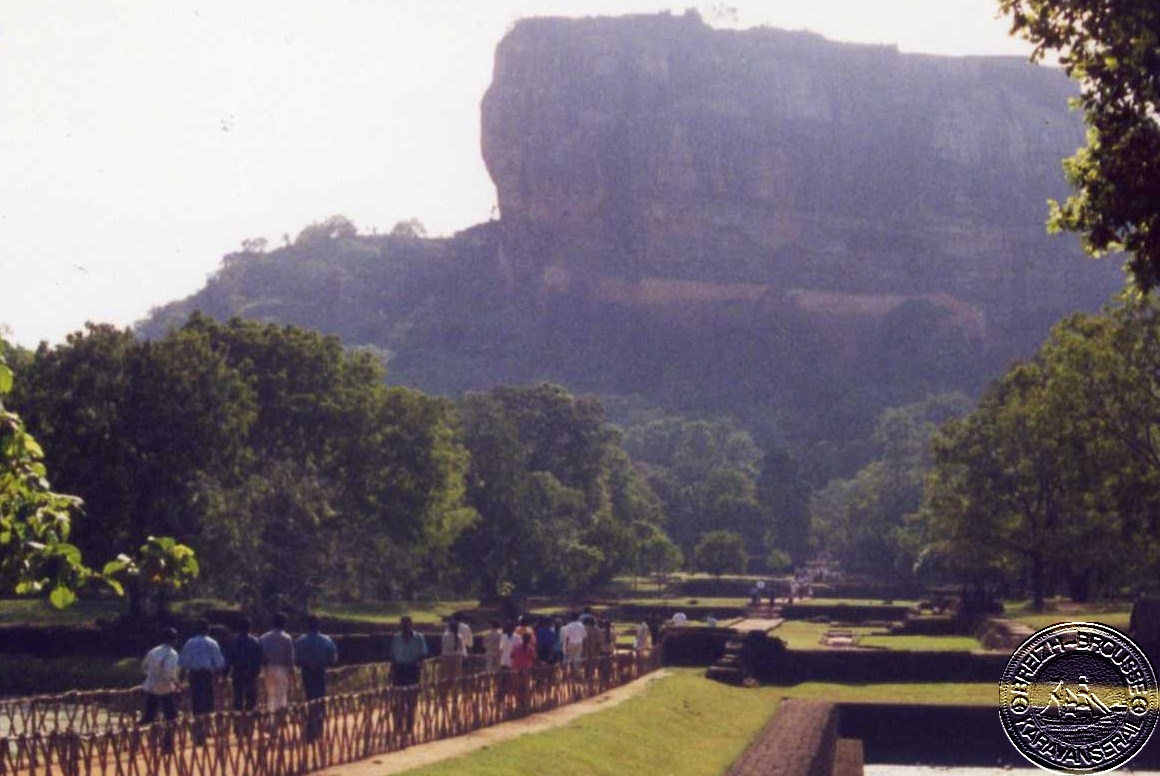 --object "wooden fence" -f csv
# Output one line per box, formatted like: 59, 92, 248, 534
0, 650, 659, 776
